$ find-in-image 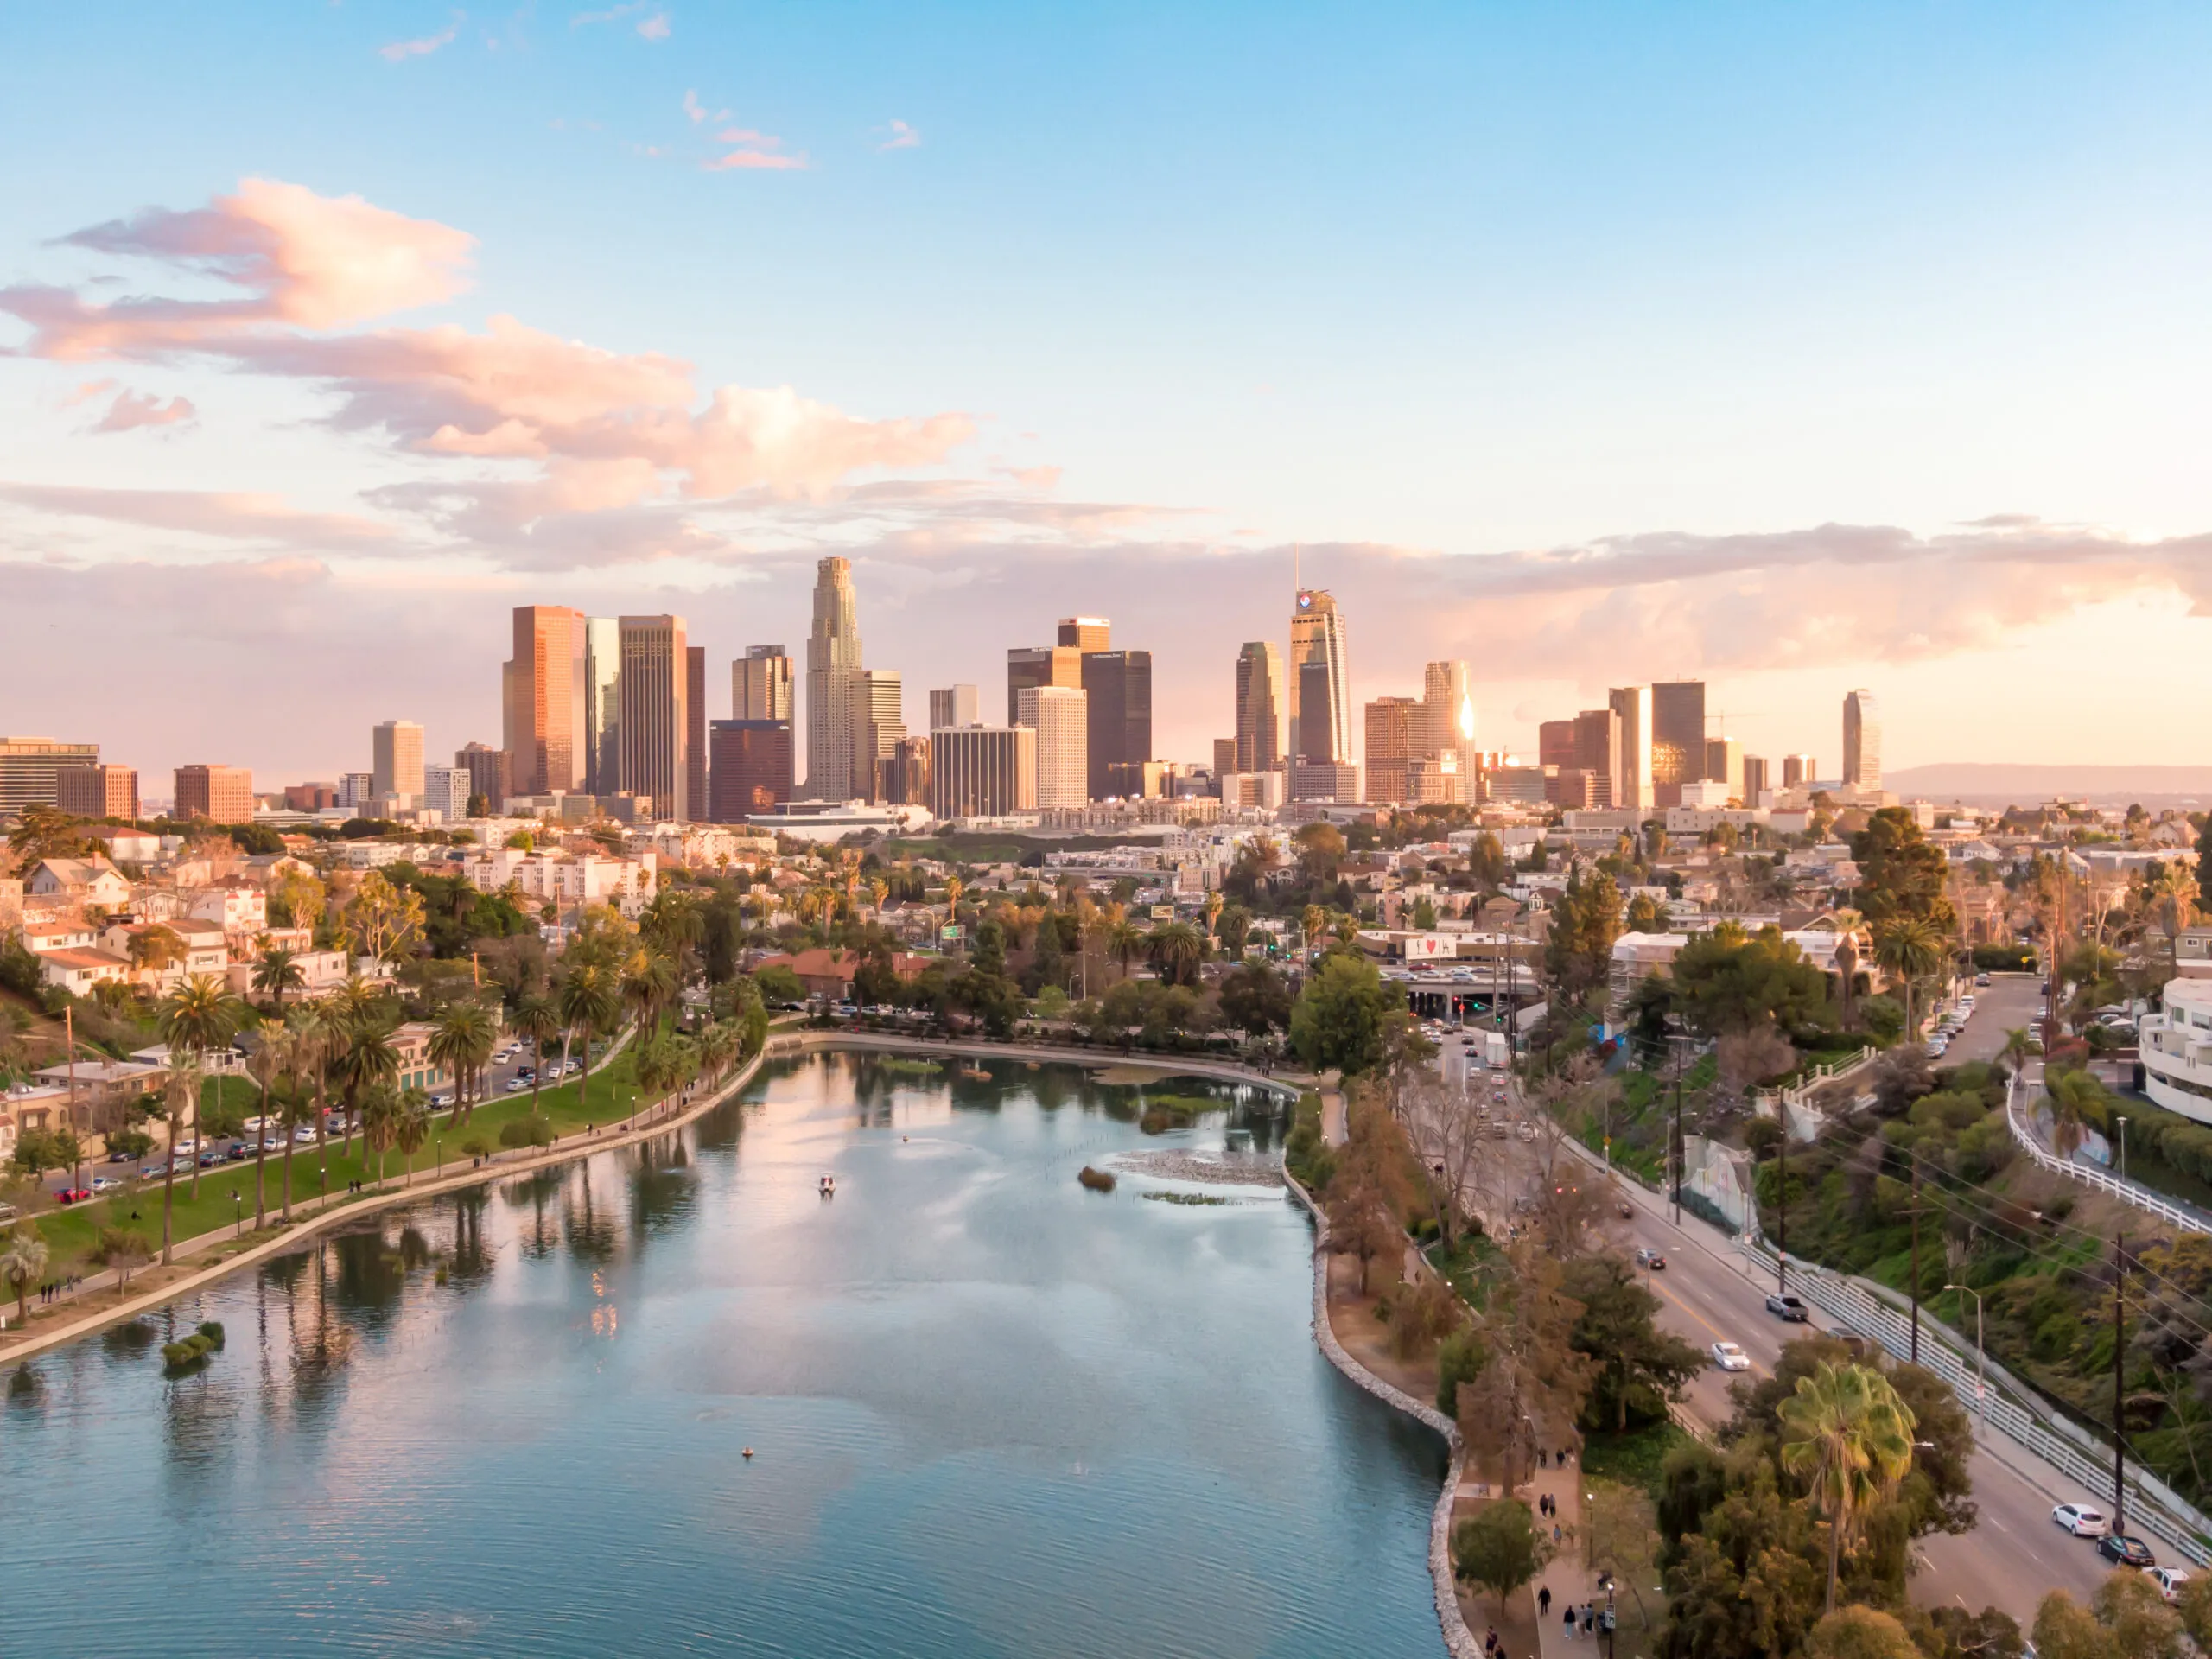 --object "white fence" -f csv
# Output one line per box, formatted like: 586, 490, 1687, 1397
2004, 1071, 2208, 1237
1744, 1235, 2212, 1565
